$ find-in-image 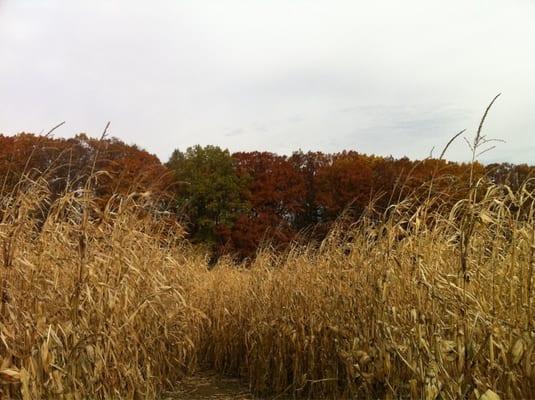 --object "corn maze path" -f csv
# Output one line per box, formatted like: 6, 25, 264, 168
168, 370, 255, 399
